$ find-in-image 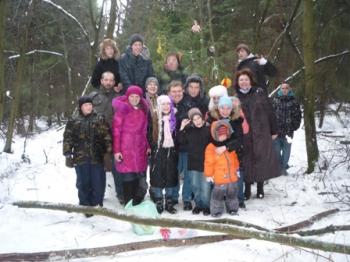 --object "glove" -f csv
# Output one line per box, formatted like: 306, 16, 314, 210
206, 177, 214, 183
258, 57, 267, 65
103, 153, 113, 172
65, 155, 74, 168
